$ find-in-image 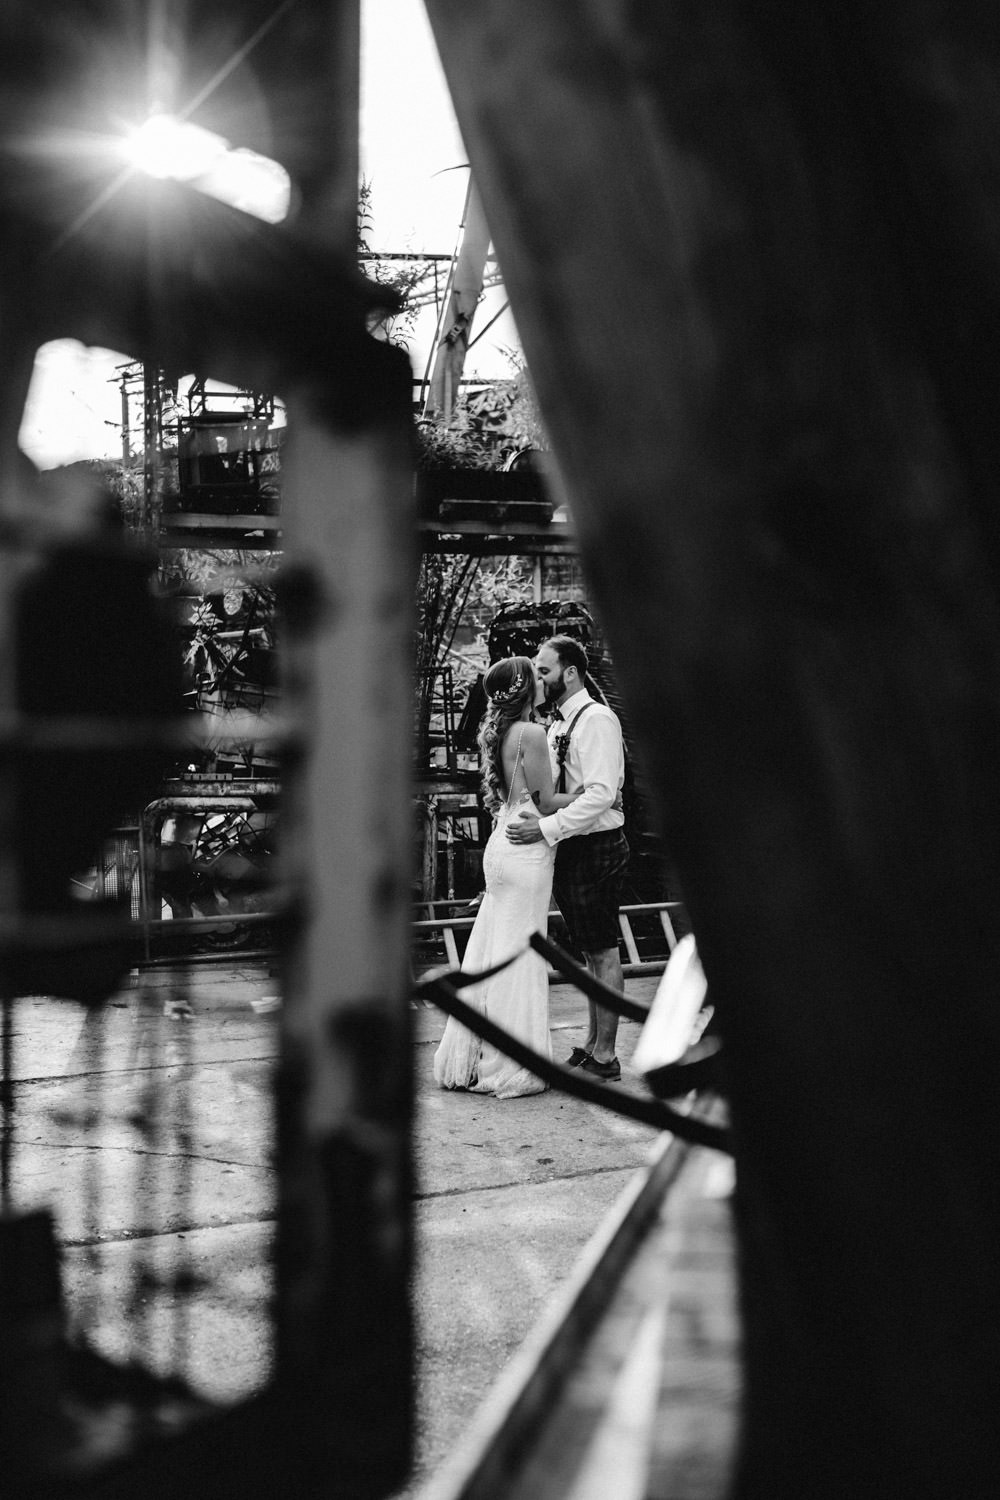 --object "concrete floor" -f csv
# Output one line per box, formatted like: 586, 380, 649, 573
3, 959, 719, 1494
408, 981, 667, 1492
